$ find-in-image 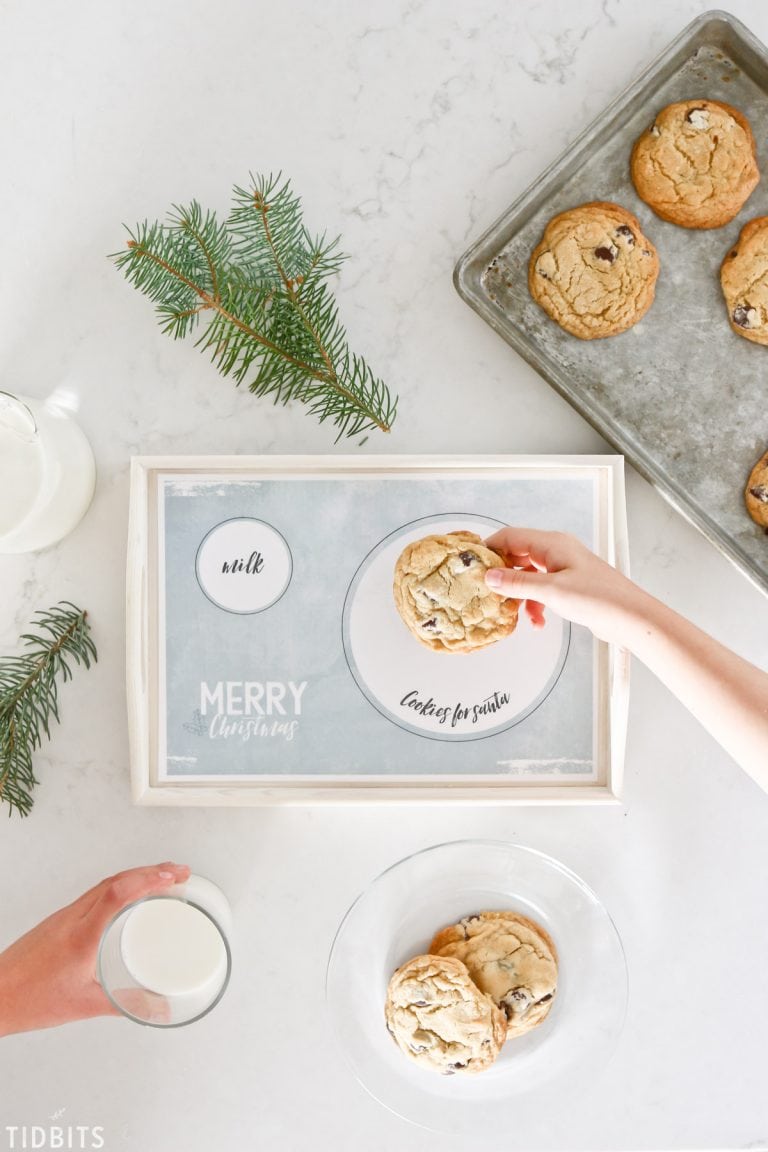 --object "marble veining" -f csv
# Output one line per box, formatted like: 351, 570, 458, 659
1, 2, 767, 1150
